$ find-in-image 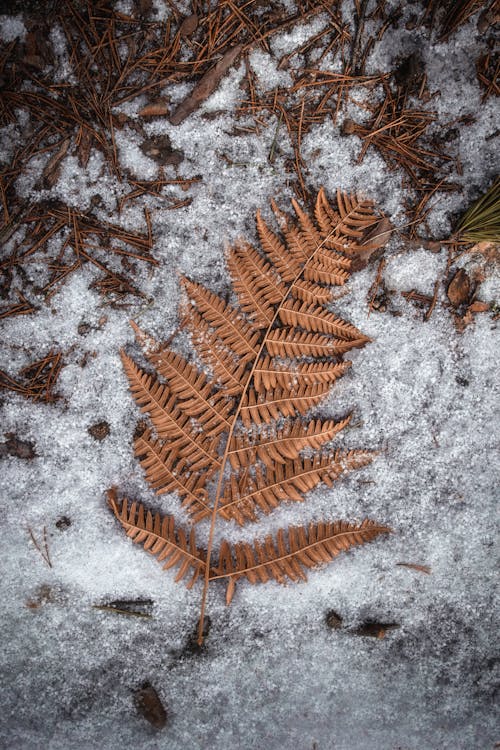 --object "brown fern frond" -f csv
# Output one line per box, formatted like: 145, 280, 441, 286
303, 260, 351, 286
253, 356, 351, 390
291, 278, 332, 304
240, 383, 331, 427
181, 277, 259, 359
134, 431, 212, 518
256, 209, 301, 282
279, 299, 368, 340
114, 188, 389, 641
227, 242, 286, 327
227, 416, 351, 469
211, 519, 391, 603
266, 328, 367, 358
219, 449, 375, 524
147, 347, 234, 433
121, 352, 222, 472
186, 312, 250, 397
109, 492, 207, 587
